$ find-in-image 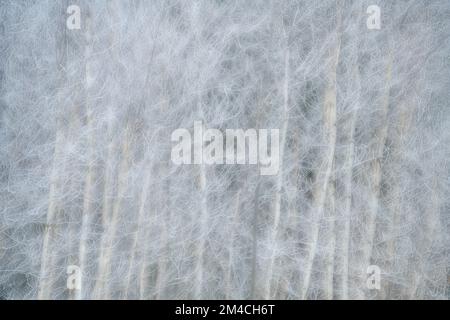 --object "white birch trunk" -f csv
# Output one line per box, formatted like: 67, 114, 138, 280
300, 27, 341, 299
263, 46, 290, 299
